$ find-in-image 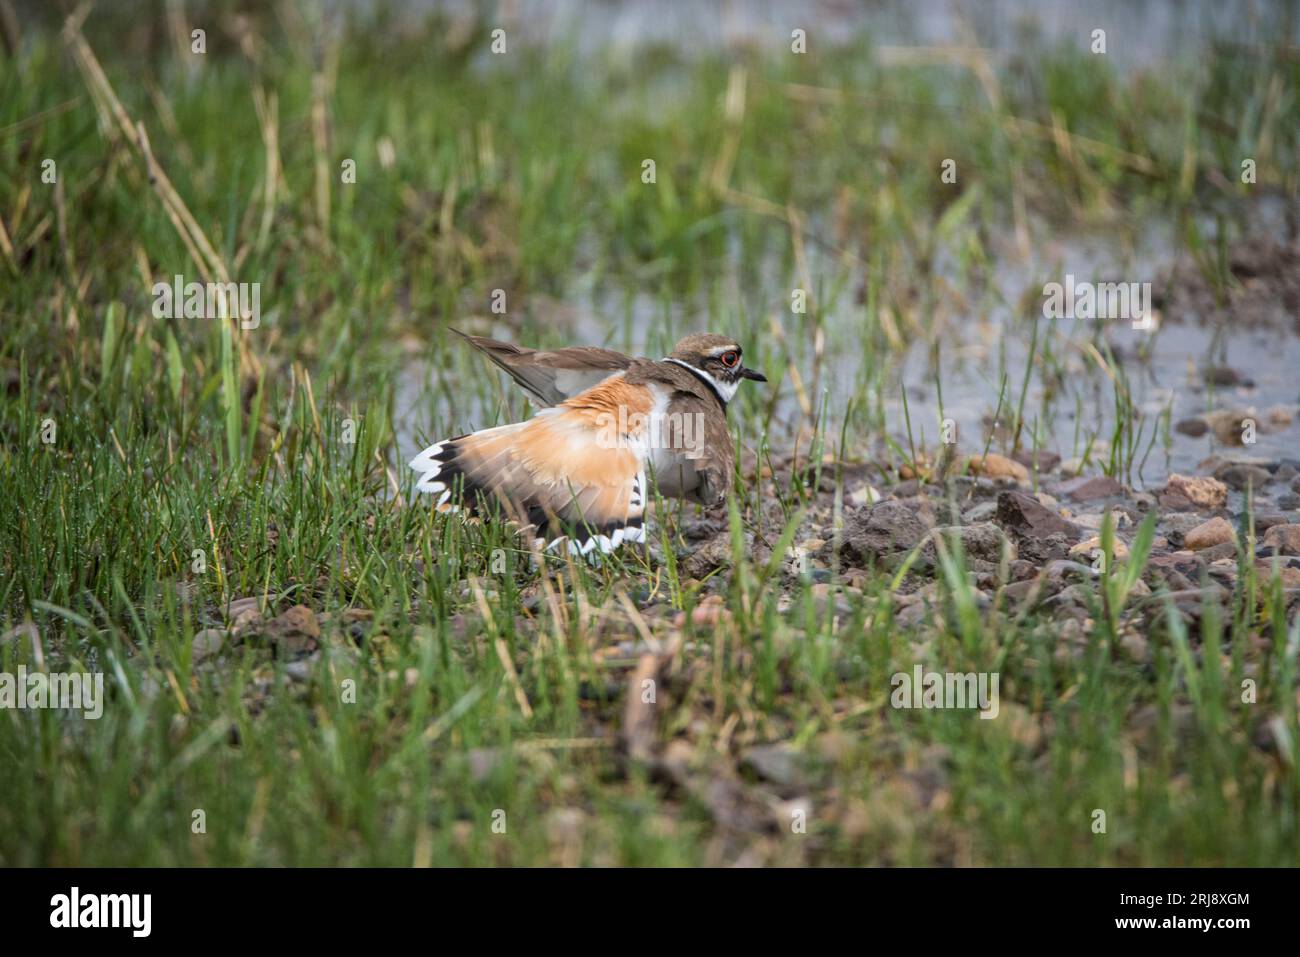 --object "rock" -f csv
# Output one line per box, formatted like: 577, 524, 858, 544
1002, 579, 1042, 603
226, 596, 263, 619
1203, 366, 1250, 387
1198, 542, 1239, 563
741, 744, 808, 788
995, 490, 1081, 539
1119, 632, 1151, 664
1160, 512, 1213, 537
1044, 559, 1101, 581
1058, 475, 1124, 501
225, 596, 266, 637
843, 501, 933, 564
681, 533, 734, 578
963, 500, 998, 523
691, 605, 733, 629
264, 604, 321, 656
1069, 535, 1130, 560
1254, 511, 1292, 532
808, 583, 852, 617
1009, 559, 1040, 580
674, 595, 730, 628
1158, 491, 1196, 511
284, 659, 314, 682
1175, 417, 1210, 438
967, 452, 1028, 483
1164, 473, 1228, 509
1185, 517, 1235, 551
1267, 405, 1295, 428
849, 484, 882, 506
1205, 409, 1257, 446
1280, 493, 1300, 510
1150, 550, 1205, 579
920, 523, 1015, 567
190, 628, 226, 662
1262, 524, 1300, 556
1254, 561, 1300, 587
1012, 450, 1061, 473
1214, 463, 1272, 490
